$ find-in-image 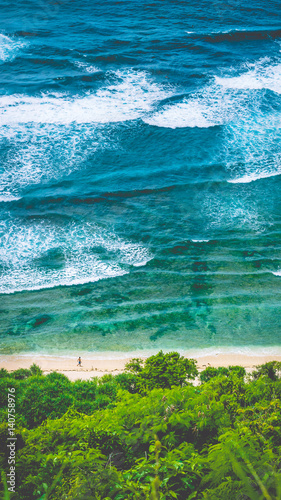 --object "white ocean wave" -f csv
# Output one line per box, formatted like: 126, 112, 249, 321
144, 54, 281, 131
0, 68, 171, 198
215, 58, 281, 94
0, 220, 153, 294
144, 98, 222, 128
0, 69, 170, 125
0, 33, 27, 62
228, 169, 281, 184
0, 123, 102, 199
